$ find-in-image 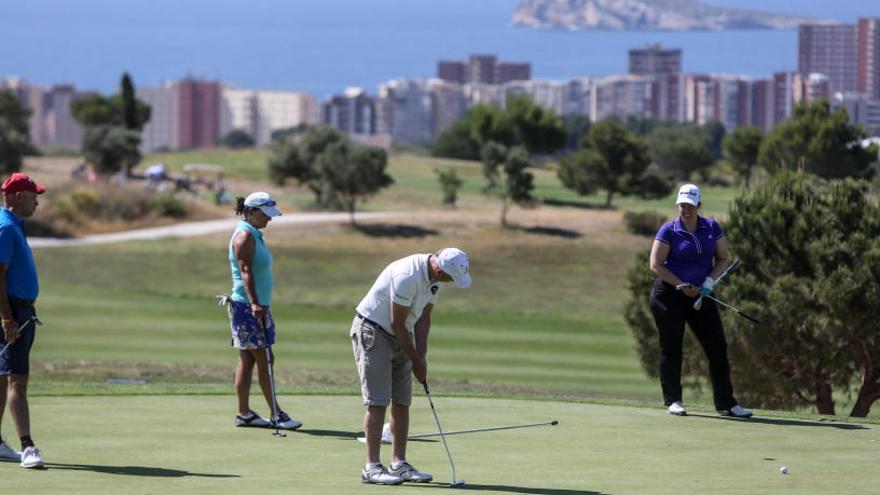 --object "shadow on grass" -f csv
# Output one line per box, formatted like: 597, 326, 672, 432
409, 482, 609, 494
517, 225, 582, 239
687, 413, 869, 430
354, 223, 439, 238
44, 462, 239, 478
298, 428, 363, 440
541, 197, 612, 211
